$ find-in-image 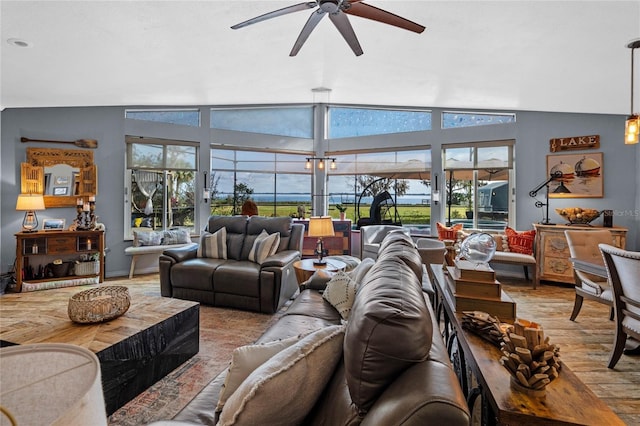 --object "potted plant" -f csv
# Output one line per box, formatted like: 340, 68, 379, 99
336, 204, 347, 220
